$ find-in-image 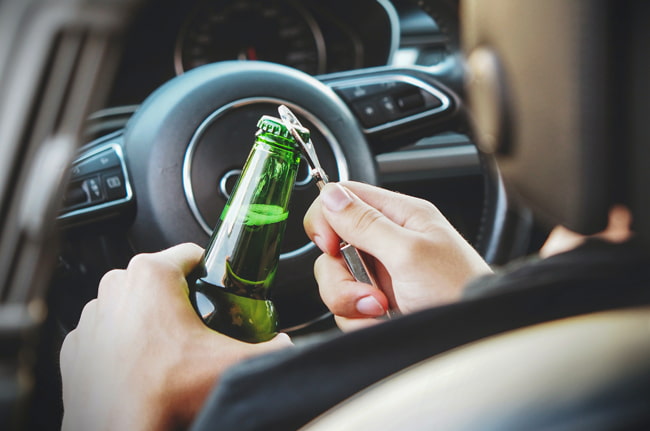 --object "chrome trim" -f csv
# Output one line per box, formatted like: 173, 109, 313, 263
220, 165, 313, 196
377, 145, 480, 179
294, 164, 315, 187
330, 73, 452, 134
282, 311, 333, 334
57, 140, 133, 220
182, 97, 349, 260
294, 0, 327, 74
376, 0, 401, 65
87, 105, 139, 120
282, 239, 318, 260
218, 169, 242, 200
